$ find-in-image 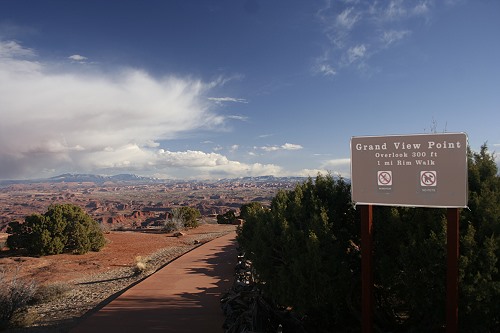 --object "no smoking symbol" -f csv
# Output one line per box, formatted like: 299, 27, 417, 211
378, 171, 392, 186
420, 171, 437, 186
